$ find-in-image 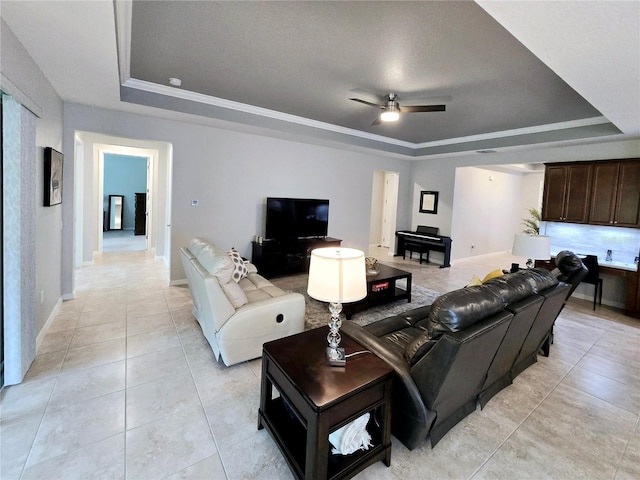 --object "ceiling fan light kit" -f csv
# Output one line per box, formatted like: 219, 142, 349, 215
380, 109, 400, 122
